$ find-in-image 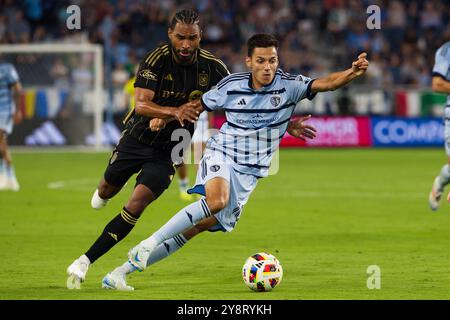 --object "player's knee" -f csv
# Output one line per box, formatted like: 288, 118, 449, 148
97, 180, 119, 199
97, 182, 110, 199
205, 195, 229, 214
